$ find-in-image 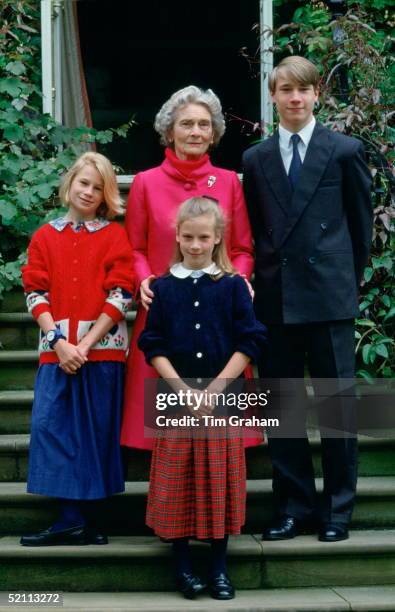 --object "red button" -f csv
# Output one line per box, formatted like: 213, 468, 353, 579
184, 183, 192, 191
73, 277, 77, 282
72, 296, 77, 300
73, 260, 78, 264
